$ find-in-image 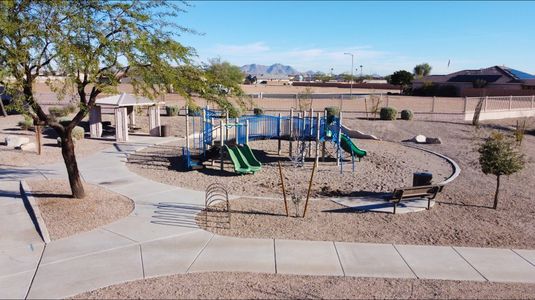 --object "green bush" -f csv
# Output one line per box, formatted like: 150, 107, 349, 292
187, 105, 202, 116
72, 126, 85, 141
325, 106, 340, 124
253, 108, 264, 116
380, 107, 397, 120
17, 116, 33, 130
166, 105, 180, 116
401, 109, 413, 120
227, 106, 241, 118
49, 105, 76, 118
